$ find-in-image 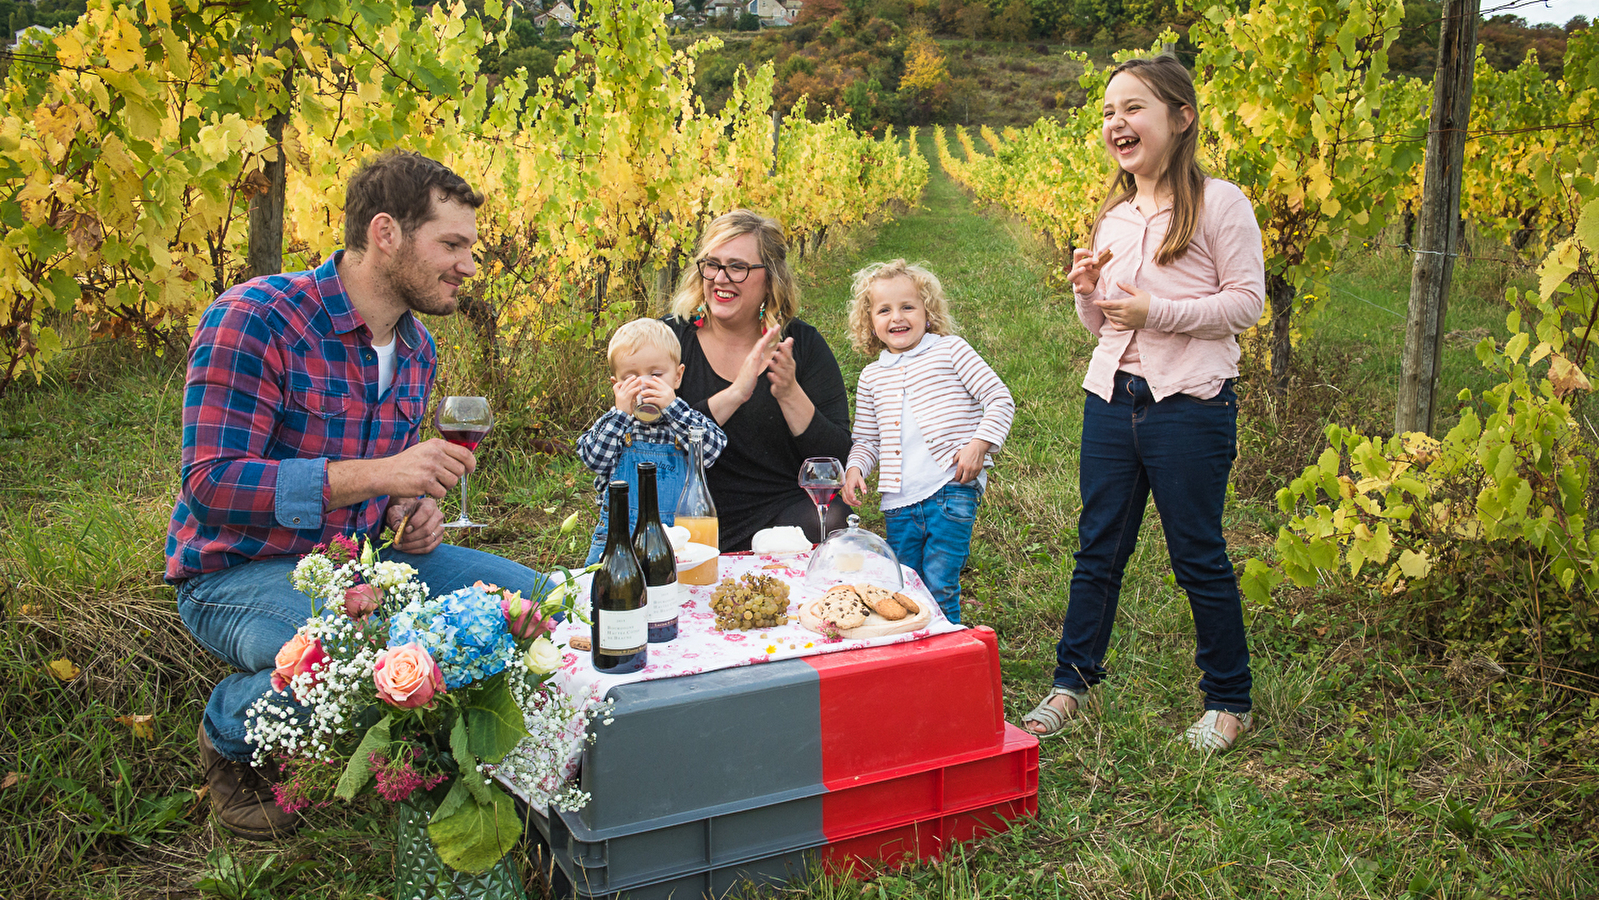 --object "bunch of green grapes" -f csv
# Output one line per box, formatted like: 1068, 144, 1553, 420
709, 573, 793, 630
